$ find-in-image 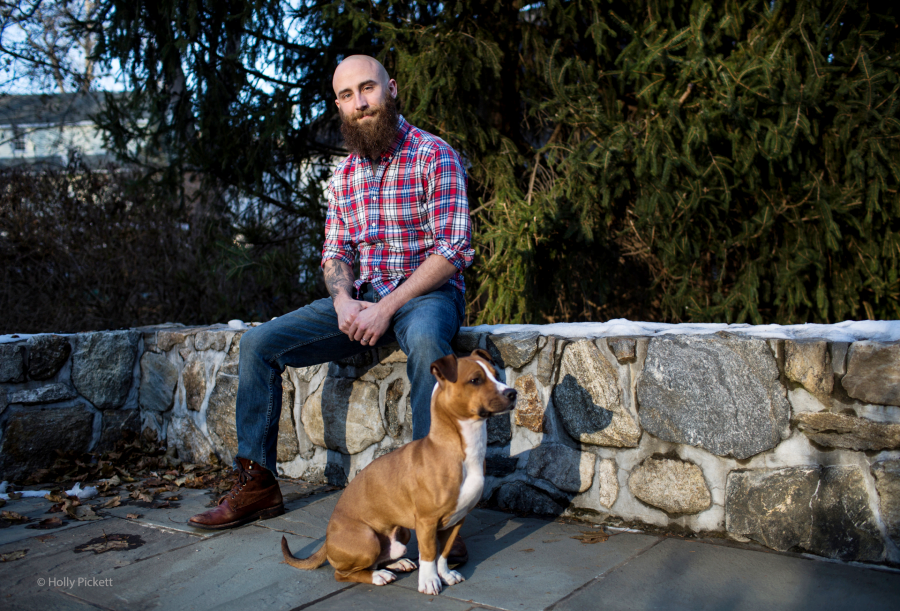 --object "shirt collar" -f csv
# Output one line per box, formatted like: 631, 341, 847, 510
386, 115, 410, 158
